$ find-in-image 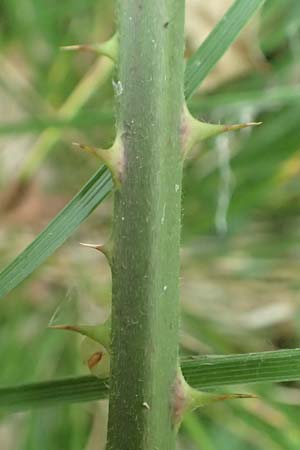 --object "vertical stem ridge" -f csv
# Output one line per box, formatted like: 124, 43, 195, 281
107, 1, 185, 449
